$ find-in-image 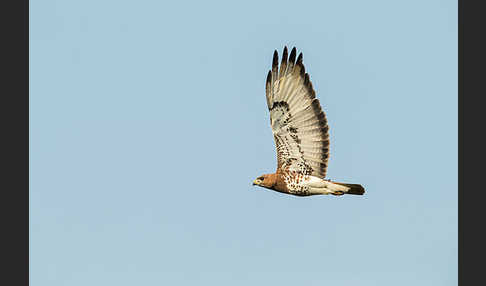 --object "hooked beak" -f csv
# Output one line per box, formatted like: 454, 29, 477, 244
252, 180, 258, 186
